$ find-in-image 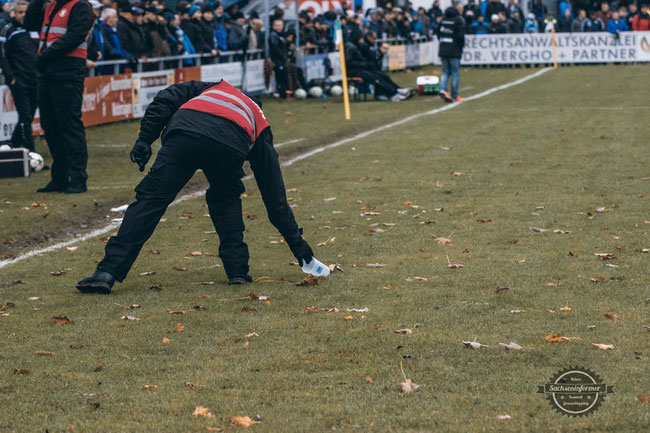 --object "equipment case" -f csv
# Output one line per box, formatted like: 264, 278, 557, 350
0, 147, 30, 178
